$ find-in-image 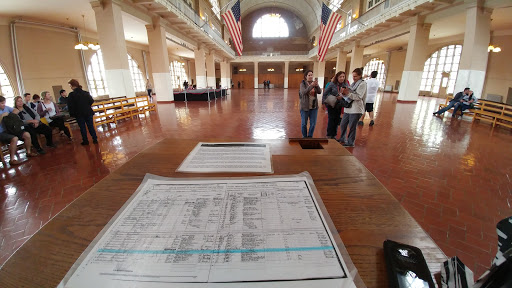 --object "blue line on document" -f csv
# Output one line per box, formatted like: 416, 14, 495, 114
97, 246, 334, 254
